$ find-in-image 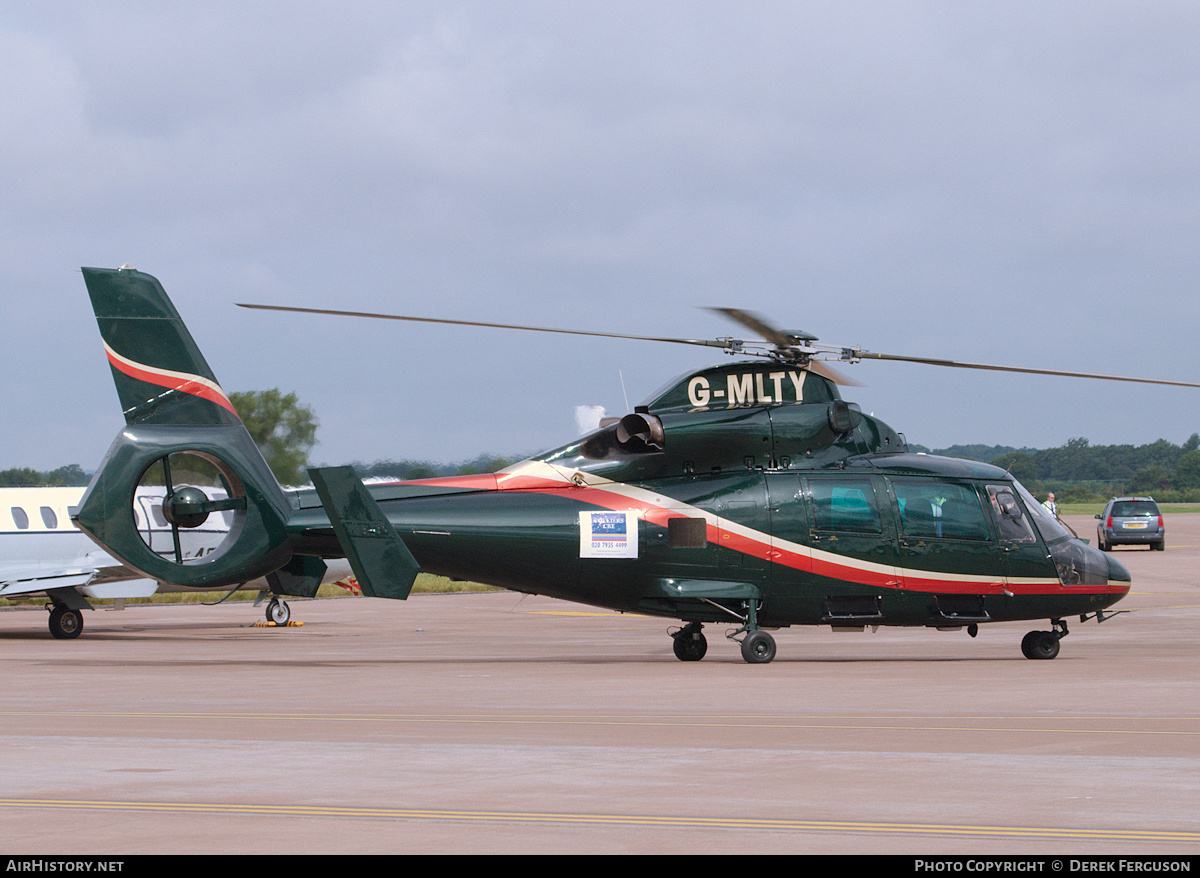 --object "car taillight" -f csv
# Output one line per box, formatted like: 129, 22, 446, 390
1158, 515, 1164, 527
1107, 516, 1114, 528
